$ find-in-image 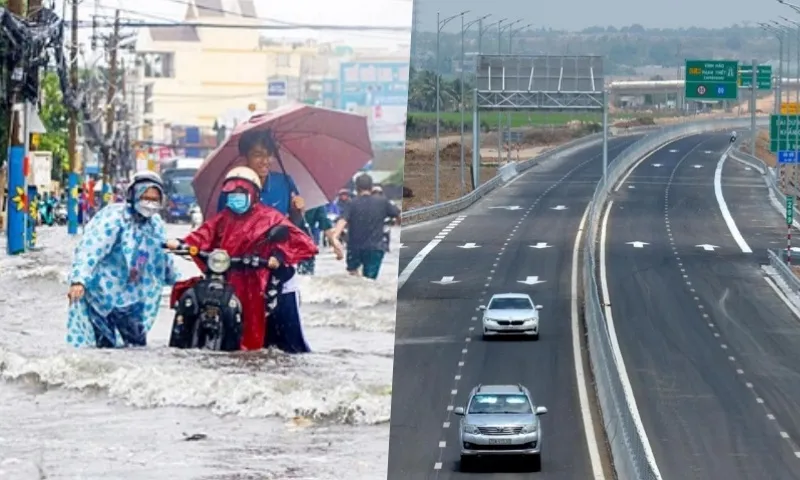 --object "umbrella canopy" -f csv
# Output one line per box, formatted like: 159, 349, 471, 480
193, 104, 374, 217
